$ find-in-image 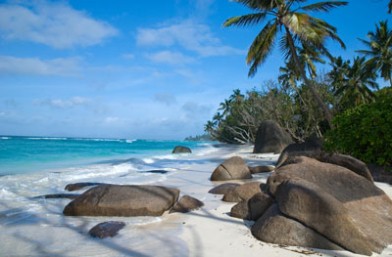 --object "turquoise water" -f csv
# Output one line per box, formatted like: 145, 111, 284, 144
0, 136, 203, 175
